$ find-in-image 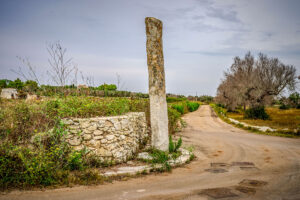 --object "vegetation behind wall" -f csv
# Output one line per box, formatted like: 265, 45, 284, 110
0, 95, 200, 189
